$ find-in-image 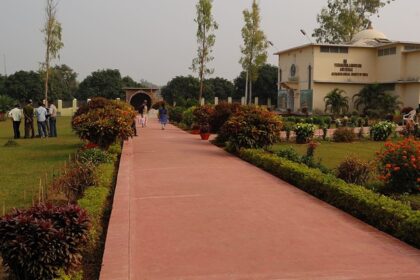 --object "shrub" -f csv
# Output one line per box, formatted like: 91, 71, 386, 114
181, 106, 197, 128
377, 138, 420, 193
0, 204, 90, 280
239, 149, 420, 248
168, 106, 184, 123
78, 148, 112, 165
72, 98, 136, 149
217, 106, 283, 151
52, 161, 96, 202
337, 156, 372, 185
371, 121, 397, 141
210, 102, 241, 133
0, 95, 15, 113
283, 122, 295, 142
273, 146, 330, 174
294, 123, 316, 144
333, 127, 355, 142
274, 147, 302, 163
193, 105, 214, 125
